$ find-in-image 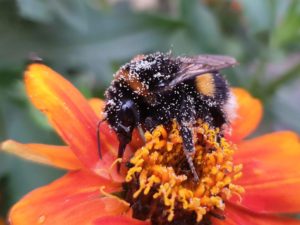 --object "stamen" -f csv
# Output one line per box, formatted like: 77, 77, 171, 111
124, 120, 244, 225
109, 158, 123, 172
99, 186, 131, 209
